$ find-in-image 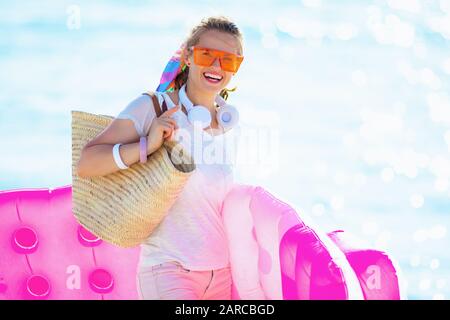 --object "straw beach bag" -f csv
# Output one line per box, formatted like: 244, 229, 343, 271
71, 92, 195, 248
